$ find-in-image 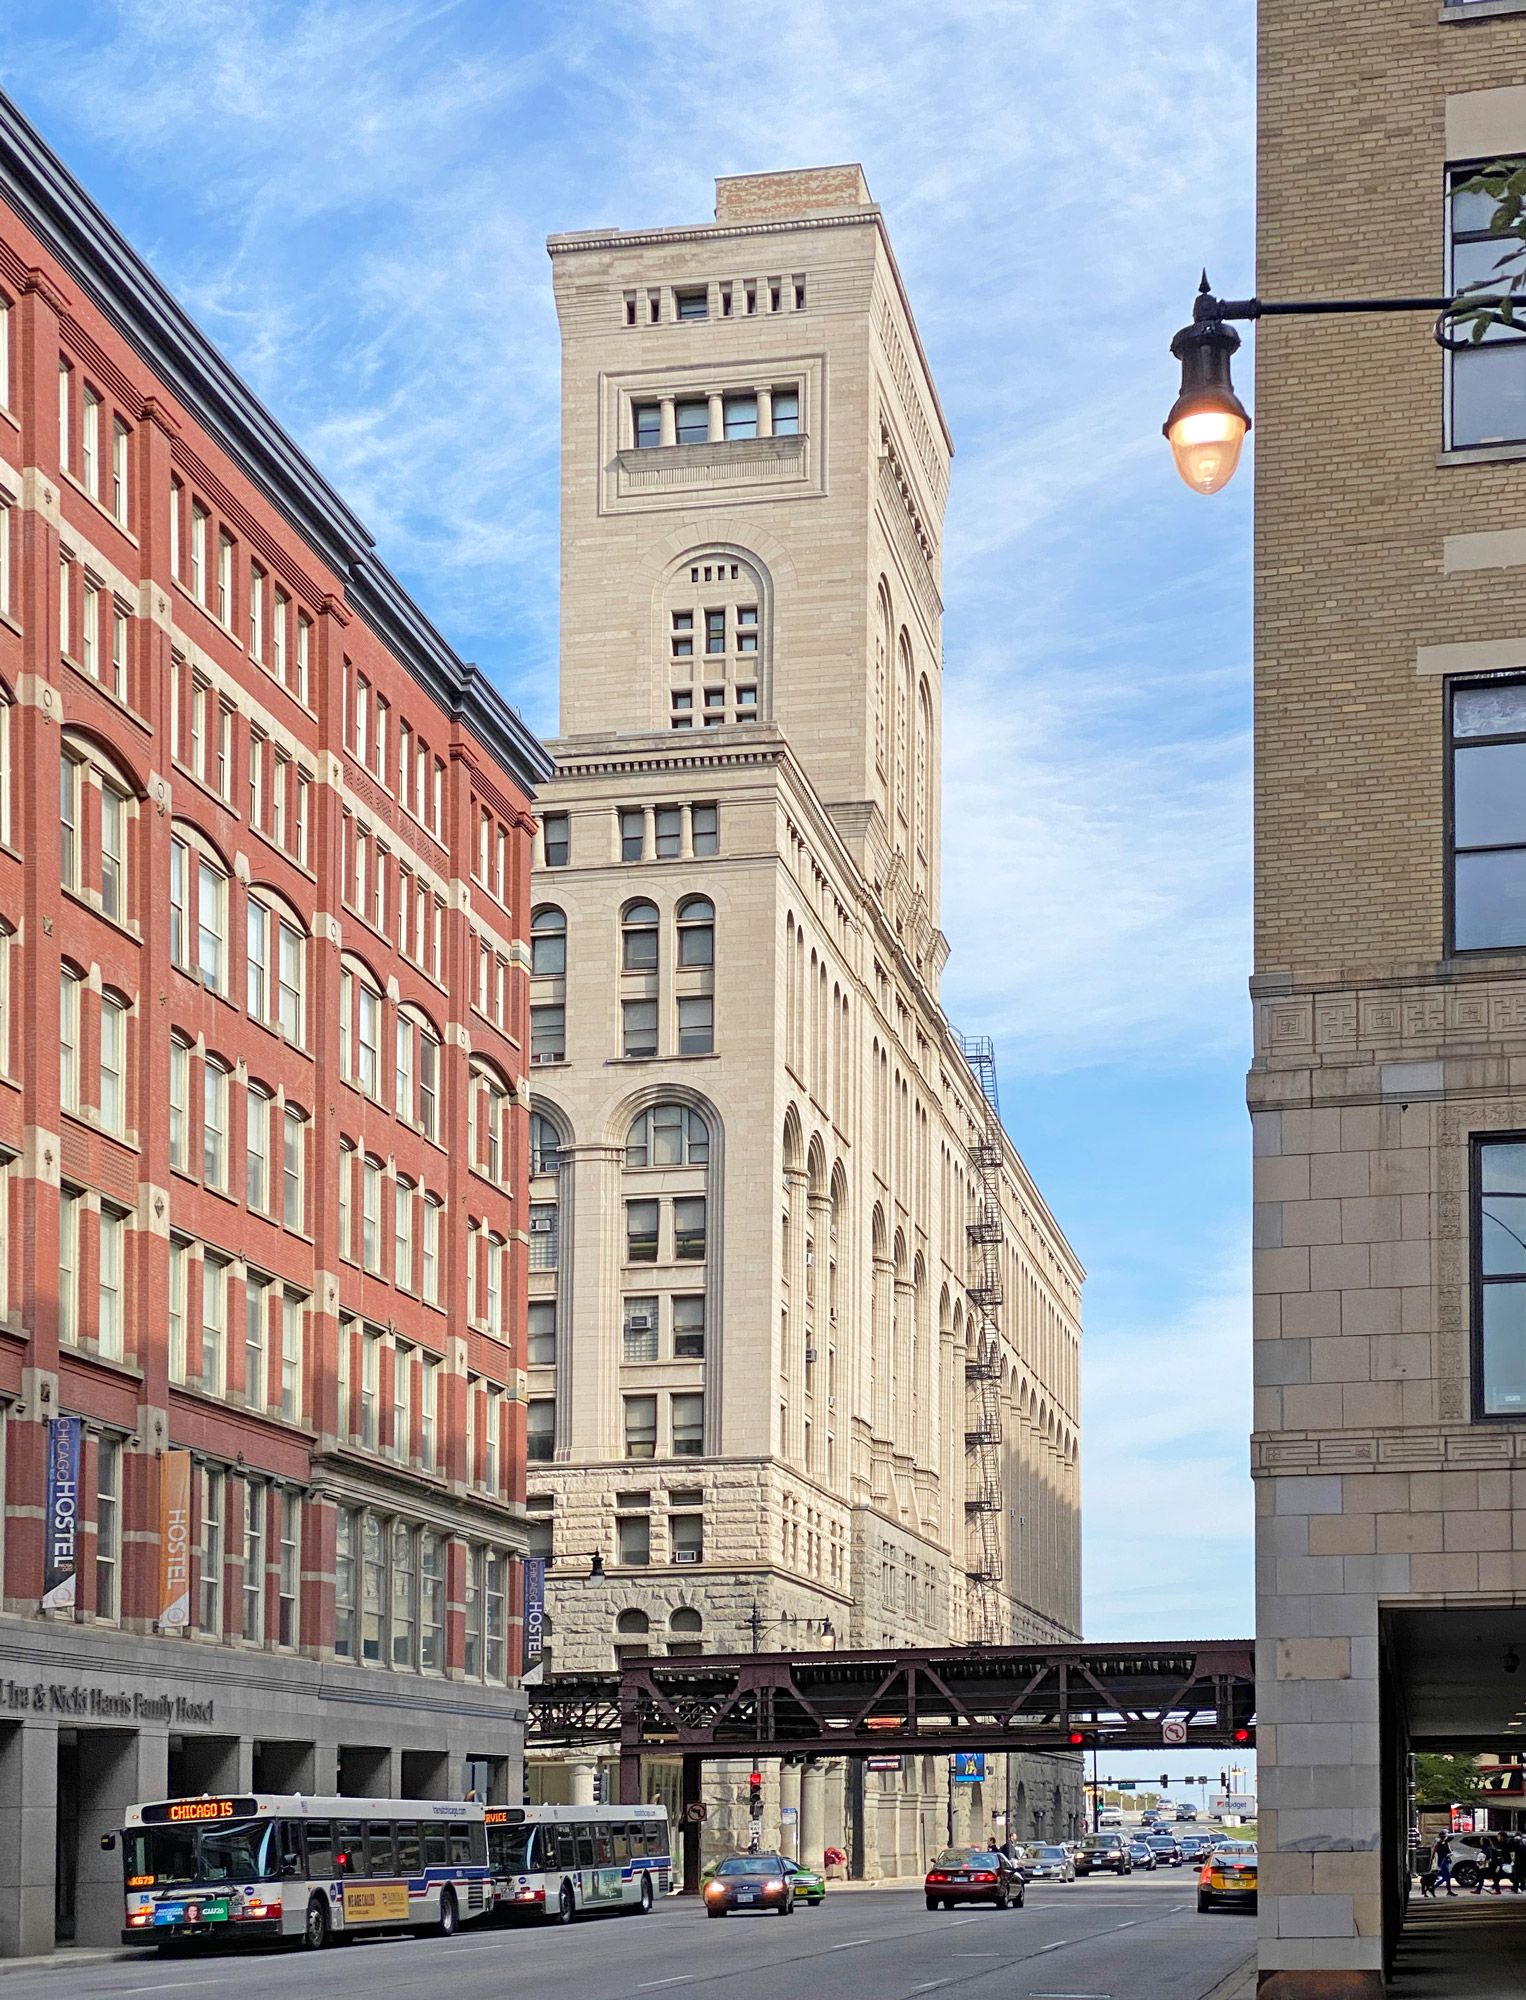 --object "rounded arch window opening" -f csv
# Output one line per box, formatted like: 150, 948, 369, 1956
626, 1102, 709, 1168
663, 551, 766, 730
622, 900, 659, 971
530, 905, 566, 976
